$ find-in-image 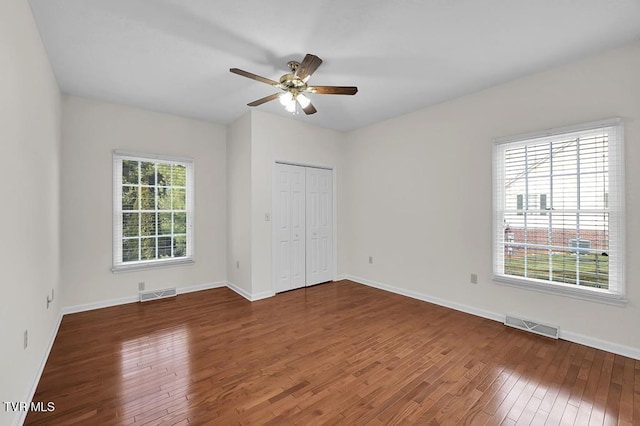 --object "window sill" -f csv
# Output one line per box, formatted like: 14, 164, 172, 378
493, 274, 627, 306
112, 258, 194, 273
